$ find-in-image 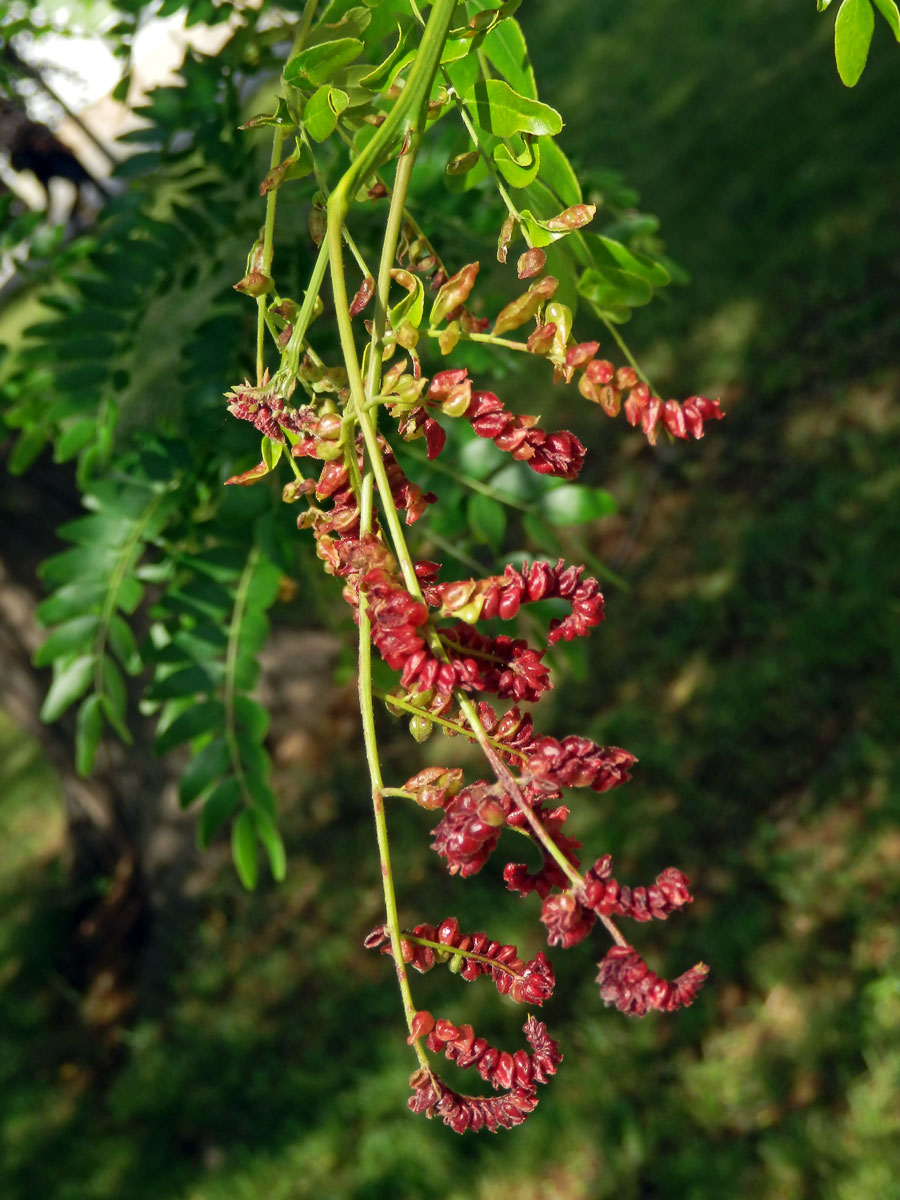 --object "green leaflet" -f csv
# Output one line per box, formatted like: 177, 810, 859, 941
493, 136, 540, 188
40, 655, 94, 723
577, 265, 655, 312
481, 17, 536, 99
152, 538, 284, 885
284, 38, 364, 87
834, 0, 875, 85
37, 473, 177, 753
303, 86, 350, 142
541, 485, 618, 526
467, 492, 507, 549
872, 0, 900, 38
231, 810, 259, 890
464, 79, 563, 139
